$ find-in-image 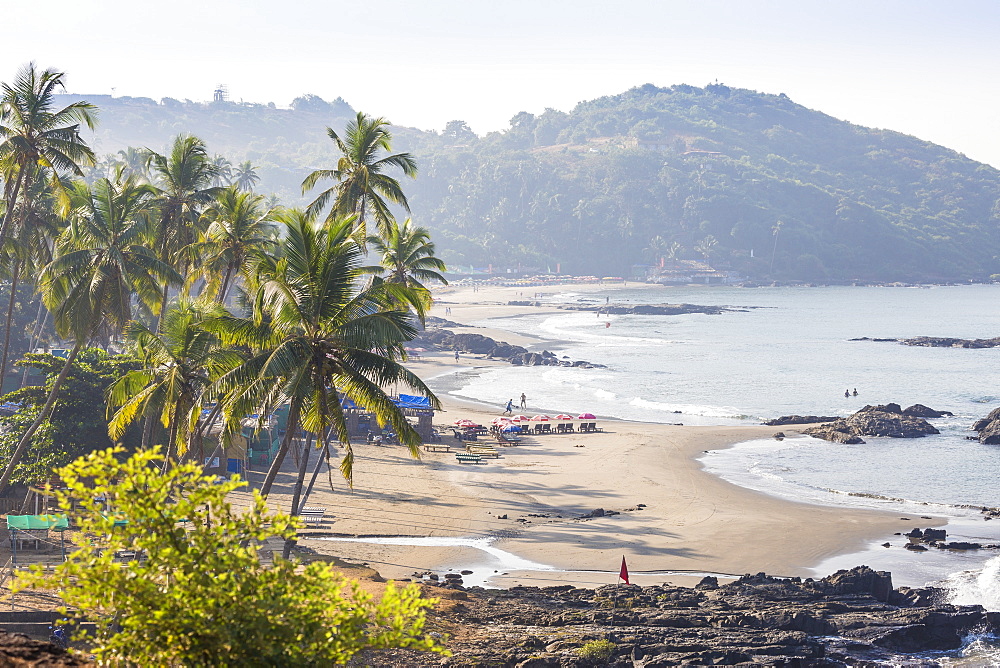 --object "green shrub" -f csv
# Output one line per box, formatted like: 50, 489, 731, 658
578, 639, 616, 661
